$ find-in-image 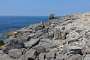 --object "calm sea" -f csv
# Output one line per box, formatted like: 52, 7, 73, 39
0, 16, 48, 39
